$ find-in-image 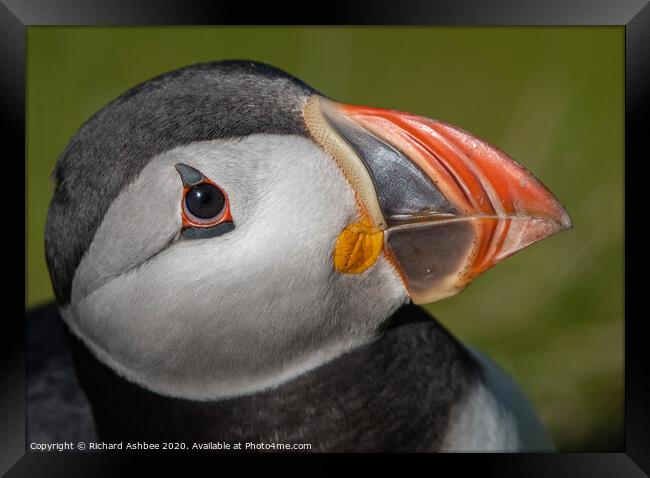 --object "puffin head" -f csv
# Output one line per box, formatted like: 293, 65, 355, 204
45, 60, 571, 400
